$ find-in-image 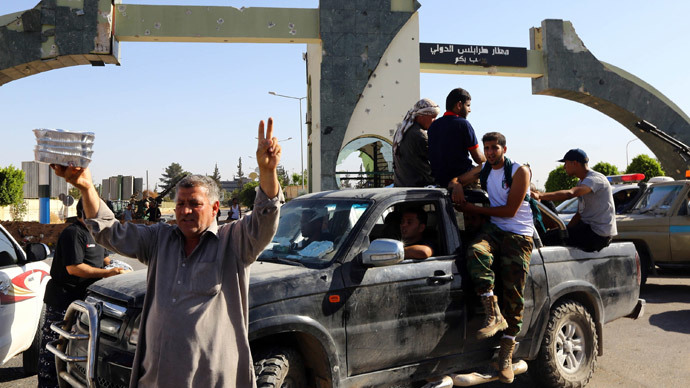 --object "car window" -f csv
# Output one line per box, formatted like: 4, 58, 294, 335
632, 185, 683, 214
556, 197, 579, 214
259, 199, 371, 267
368, 201, 444, 257
0, 230, 19, 267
